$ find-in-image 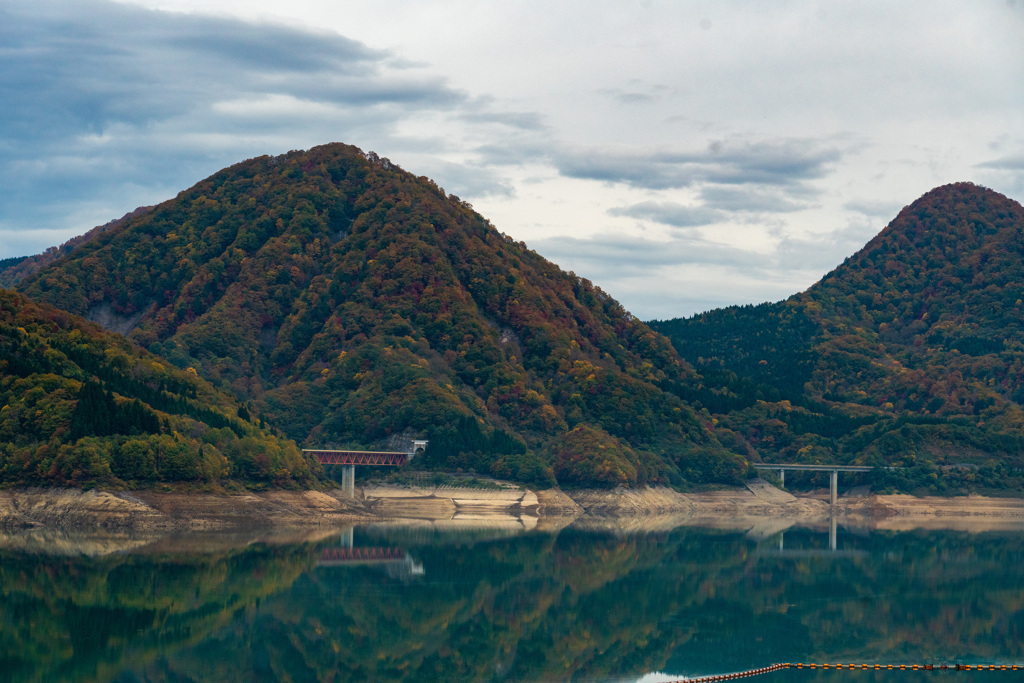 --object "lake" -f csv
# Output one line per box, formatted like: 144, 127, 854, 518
1, 519, 1021, 682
